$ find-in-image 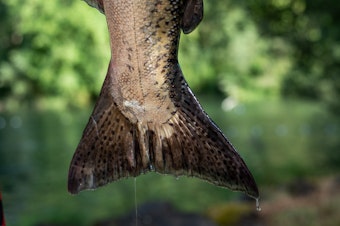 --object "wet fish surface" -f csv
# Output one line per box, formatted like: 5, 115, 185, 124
68, 0, 259, 199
